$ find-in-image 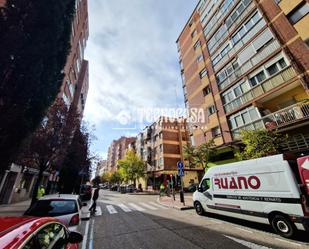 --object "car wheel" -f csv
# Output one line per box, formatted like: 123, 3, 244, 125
271, 214, 295, 238
194, 201, 205, 215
